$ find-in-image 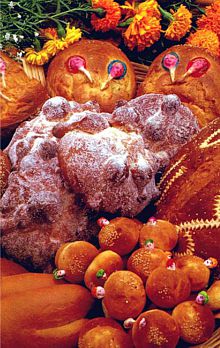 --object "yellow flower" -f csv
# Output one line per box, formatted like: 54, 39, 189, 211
187, 29, 220, 57
65, 24, 82, 45
43, 39, 68, 57
165, 5, 192, 41
25, 48, 50, 65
